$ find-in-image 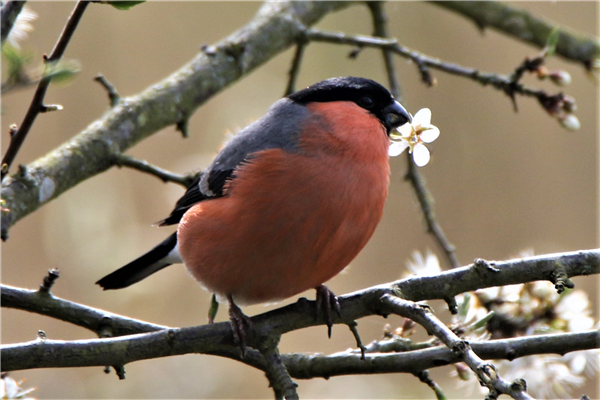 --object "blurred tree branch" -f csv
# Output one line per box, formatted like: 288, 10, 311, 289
430, 1, 600, 69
